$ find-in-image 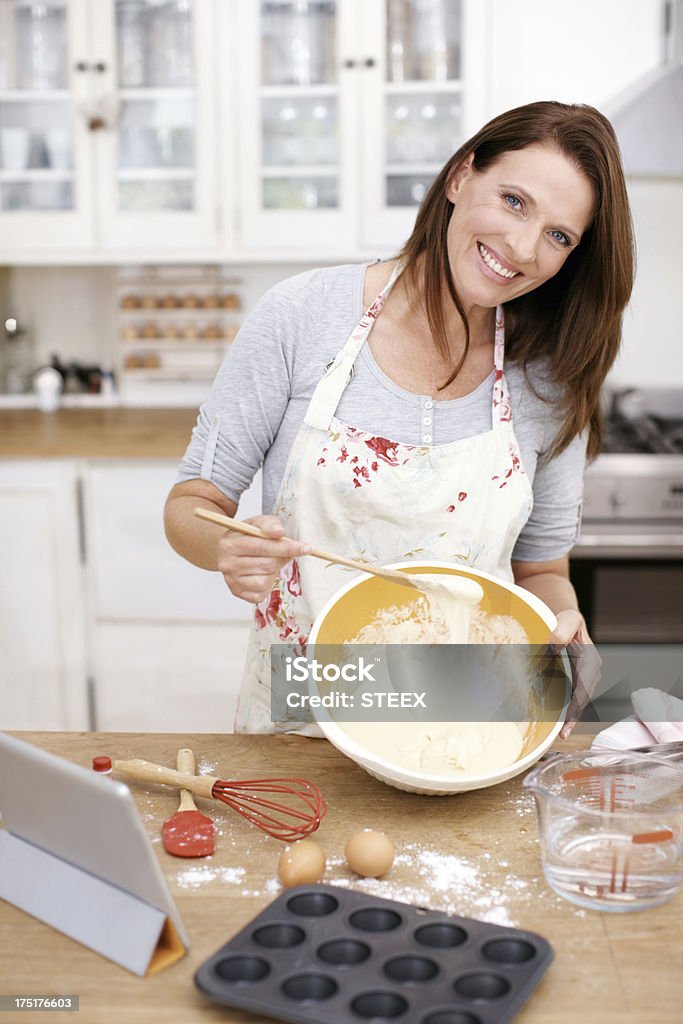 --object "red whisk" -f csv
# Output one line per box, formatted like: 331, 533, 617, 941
112, 757, 326, 841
